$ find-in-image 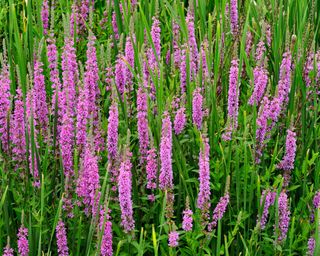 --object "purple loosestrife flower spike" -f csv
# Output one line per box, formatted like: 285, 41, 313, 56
60, 99, 74, 179
47, 36, 62, 111
56, 220, 69, 256
112, 12, 119, 40
308, 237, 315, 256
197, 135, 211, 222
208, 193, 230, 231
248, 66, 268, 105
107, 101, 118, 161
259, 190, 276, 229
61, 33, 78, 118
33, 58, 49, 133
255, 41, 266, 63
76, 84, 89, 152
174, 106, 186, 135
277, 52, 292, 105
276, 191, 290, 242
0, 52, 11, 153
159, 112, 173, 190
230, 0, 238, 36
179, 44, 189, 94
172, 21, 181, 68
11, 88, 26, 169
84, 32, 103, 152
3, 245, 14, 256
41, 0, 49, 35
118, 149, 135, 233
313, 191, 320, 209
168, 231, 179, 248
277, 129, 296, 187
107, 99, 119, 190
84, 33, 100, 116
99, 208, 113, 256
148, 16, 161, 72
137, 85, 149, 163
17, 226, 29, 256
182, 208, 193, 231
266, 23, 272, 47
245, 31, 253, 57
76, 143, 101, 216
222, 59, 239, 141
115, 55, 125, 97
269, 52, 292, 124
186, 8, 198, 78
146, 147, 157, 201
124, 35, 135, 92
192, 87, 203, 130
26, 89, 40, 187
100, 214, 113, 256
